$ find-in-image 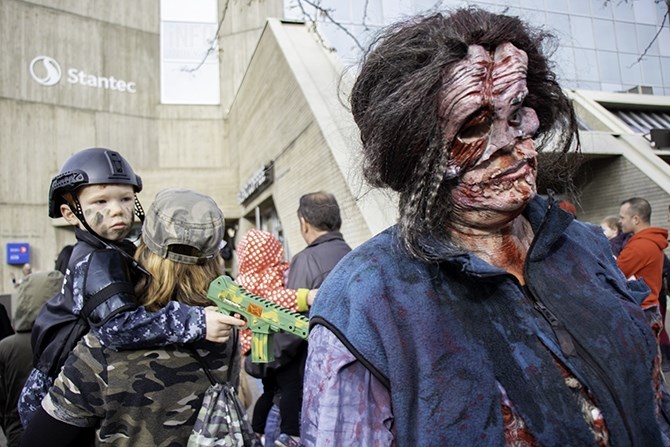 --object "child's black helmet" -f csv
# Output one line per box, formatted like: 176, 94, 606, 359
48, 148, 143, 219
